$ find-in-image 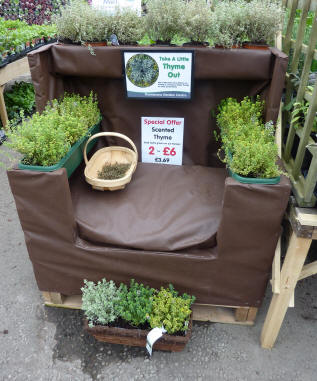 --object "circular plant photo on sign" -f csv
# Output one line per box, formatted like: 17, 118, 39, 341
126, 54, 159, 88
